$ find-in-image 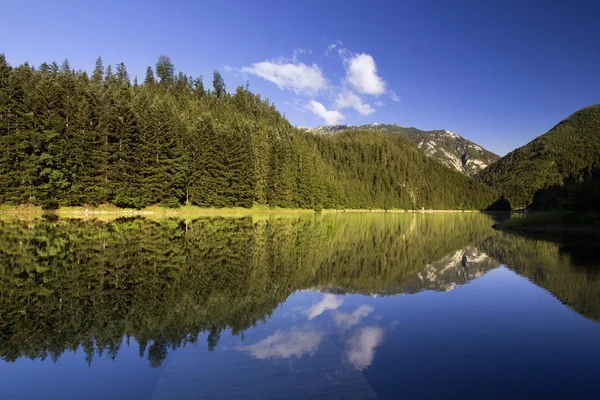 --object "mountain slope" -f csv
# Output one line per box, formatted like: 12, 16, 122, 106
476, 105, 600, 208
299, 123, 499, 176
